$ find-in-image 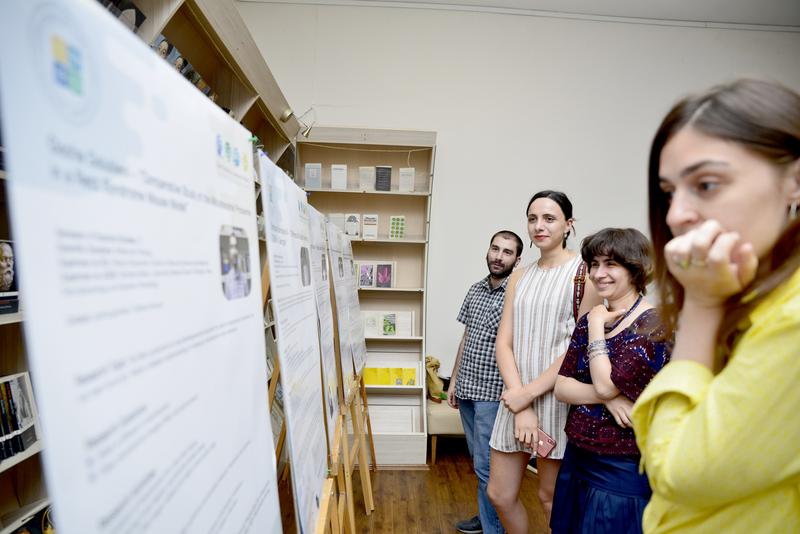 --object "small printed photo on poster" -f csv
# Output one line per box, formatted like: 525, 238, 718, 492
359, 264, 374, 288
376, 263, 393, 288
300, 247, 311, 287
321, 253, 328, 282
337, 257, 344, 279
219, 226, 252, 300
